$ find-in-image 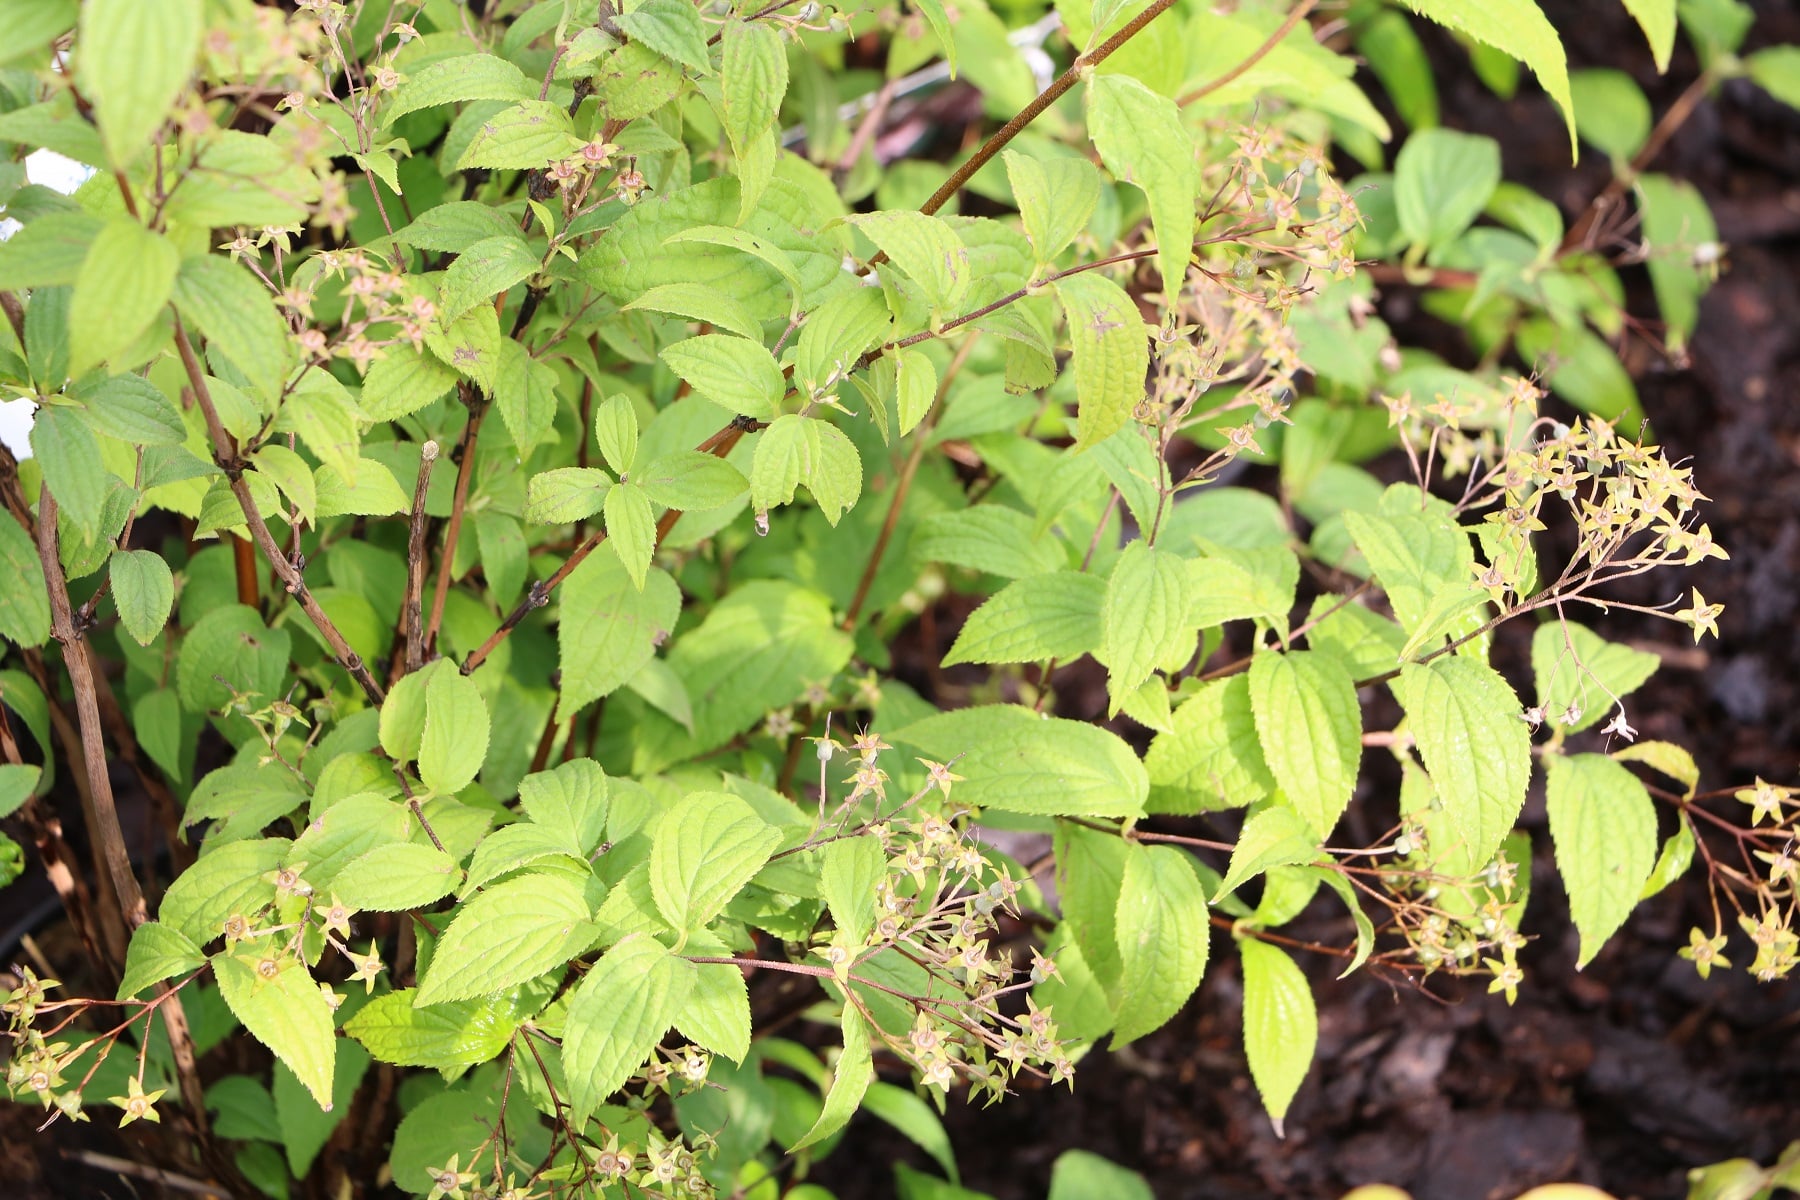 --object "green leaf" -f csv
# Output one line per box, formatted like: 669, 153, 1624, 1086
794, 288, 892, 396
0, 0, 77, 71
344, 989, 524, 1069
789, 1008, 873, 1152
1621, 0, 1676, 71
661, 334, 785, 422
821, 835, 885, 946
252, 444, 316, 527
721, 22, 787, 155
1613, 740, 1698, 797
437, 235, 540, 323
558, 544, 682, 719
942, 571, 1106, 667
677, 960, 752, 1064
117, 921, 205, 1000
634, 450, 749, 512
1746, 44, 1800, 109
381, 53, 533, 124
1530, 620, 1659, 734
563, 934, 690, 1123
158, 838, 287, 944
1394, 128, 1502, 252
624, 281, 763, 342
1215, 805, 1319, 900
0, 515, 50, 649
333, 844, 461, 911
1053, 273, 1147, 450
416, 870, 594, 1005
891, 345, 938, 437
1087, 74, 1197, 302
1636, 174, 1718, 350
1145, 675, 1276, 815
426, 302, 503, 393
1400, 0, 1574, 155
750, 414, 863, 525
1357, 10, 1440, 131
603, 482, 657, 589
1239, 938, 1316, 1134
892, 705, 1147, 818
847, 212, 971, 314
110, 549, 175, 647
520, 758, 611, 855
0, 764, 41, 820
1004, 151, 1102, 265
1110, 844, 1209, 1045
68, 217, 178, 379
1515, 316, 1640, 423
1247, 652, 1361, 838
455, 100, 583, 170
273, 1040, 368, 1174
1099, 542, 1195, 712
912, 506, 1066, 580
378, 659, 438, 764
1047, 1150, 1151, 1200
360, 343, 461, 421
75, 0, 201, 166
419, 666, 489, 795
1546, 753, 1656, 968
651, 791, 783, 935
1341, 501, 1477, 646
0, 211, 101, 290
526, 467, 613, 524
1639, 813, 1695, 900
277, 370, 362, 485
865, 1083, 961, 1184
214, 953, 336, 1109
1306, 867, 1377, 979
617, 0, 711, 73
1571, 68, 1652, 161
1396, 657, 1531, 872
175, 603, 291, 713
172, 255, 293, 404
75, 374, 185, 446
